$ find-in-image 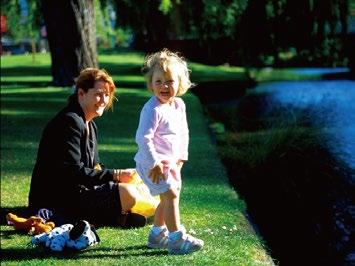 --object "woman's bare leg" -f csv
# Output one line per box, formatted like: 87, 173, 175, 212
118, 183, 137, 212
